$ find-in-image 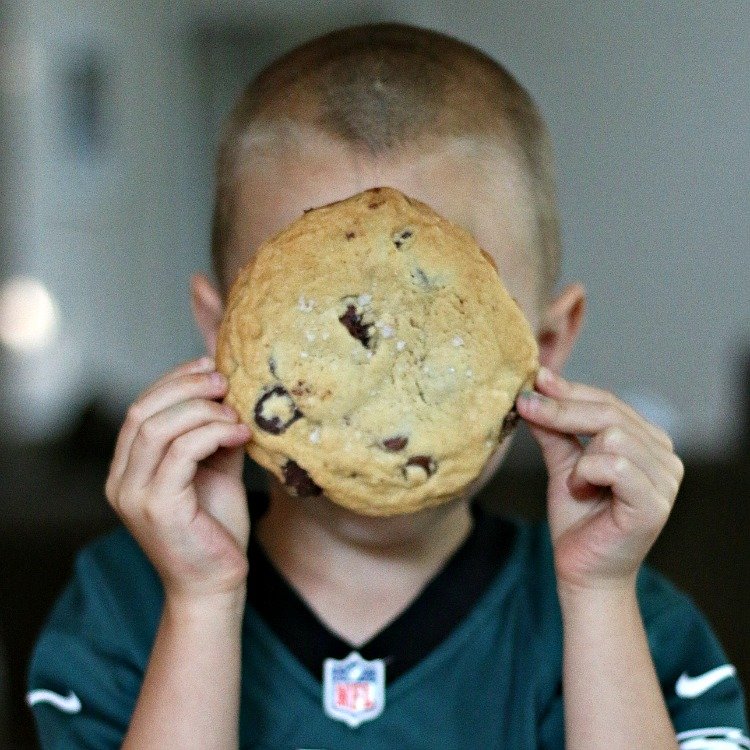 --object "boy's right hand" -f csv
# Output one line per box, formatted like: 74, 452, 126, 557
104, 356, 253, 608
